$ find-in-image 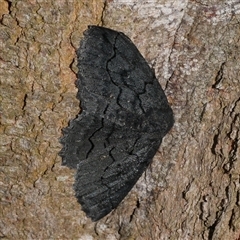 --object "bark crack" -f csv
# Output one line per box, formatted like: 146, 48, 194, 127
212, 62, 225, 89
